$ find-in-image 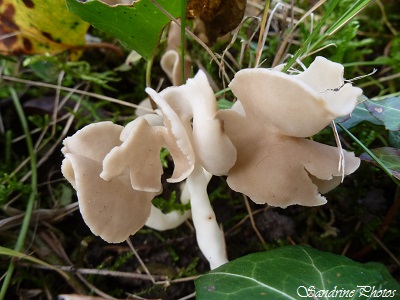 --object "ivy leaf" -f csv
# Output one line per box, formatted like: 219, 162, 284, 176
0, 0, 89, 58
195, 246, 400, 300
360, 147, 400, 180
364, 96, 400, 131
389, 131, 400, 148
66, 0, 183, 60
336, 100, 382, 129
